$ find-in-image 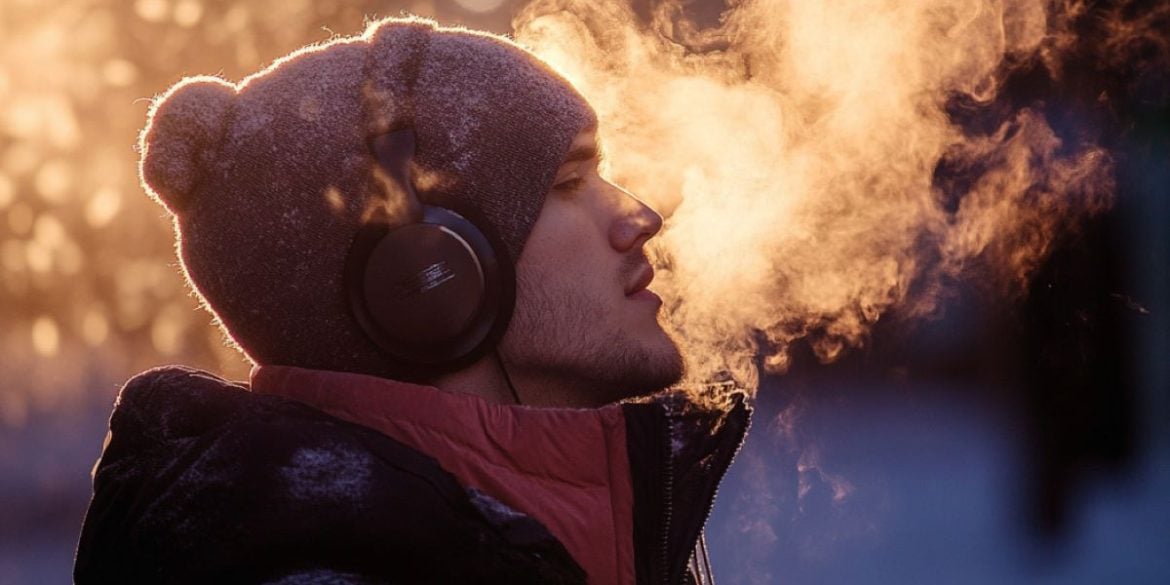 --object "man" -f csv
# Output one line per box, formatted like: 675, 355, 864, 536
75, 17, 748, 584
